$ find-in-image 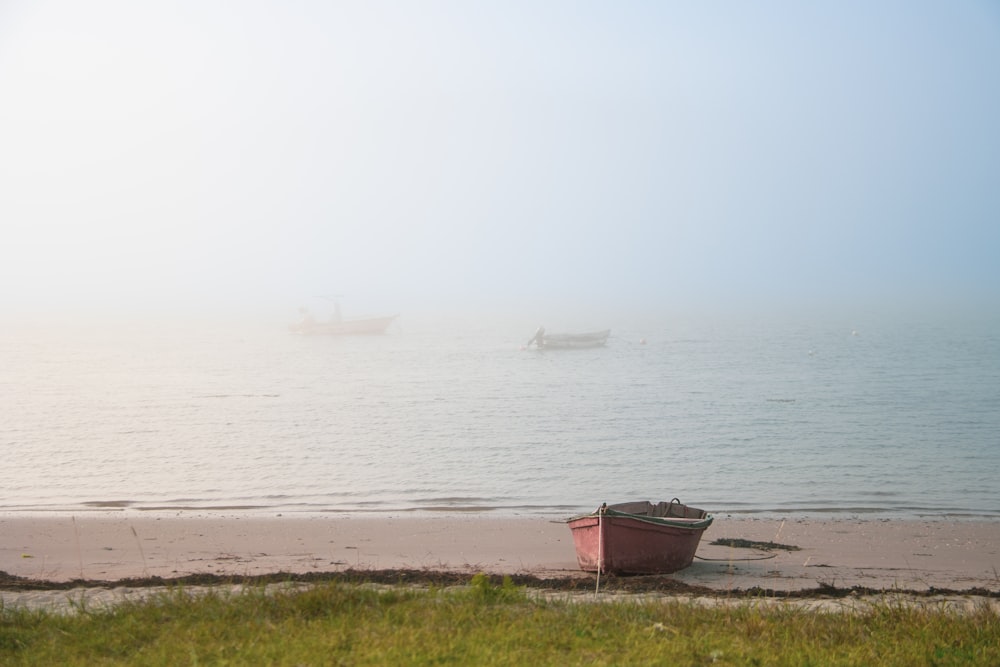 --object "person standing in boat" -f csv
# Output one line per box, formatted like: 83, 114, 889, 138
528, 326, 545, 348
